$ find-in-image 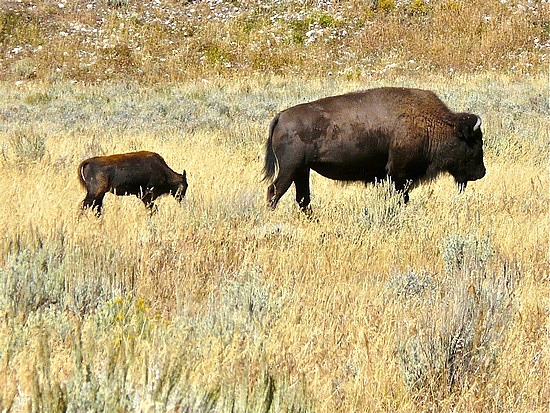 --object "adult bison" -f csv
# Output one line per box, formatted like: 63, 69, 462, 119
79, 151, 187, 216
263, 87, 485, 211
